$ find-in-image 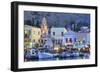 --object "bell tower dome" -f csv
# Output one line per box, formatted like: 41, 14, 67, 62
41, 17, 48, 34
